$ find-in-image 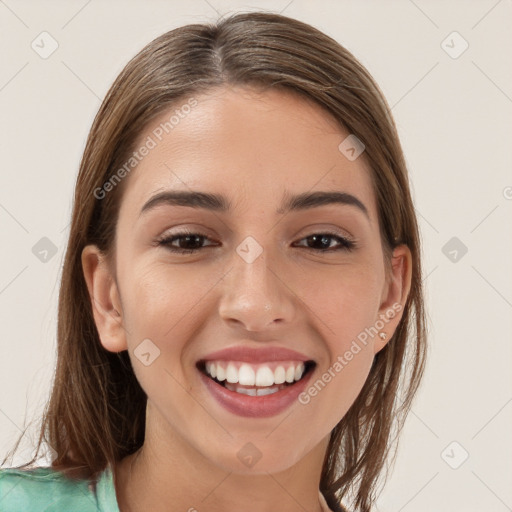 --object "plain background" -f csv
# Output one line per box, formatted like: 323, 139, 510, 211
1, 1, 511, 510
